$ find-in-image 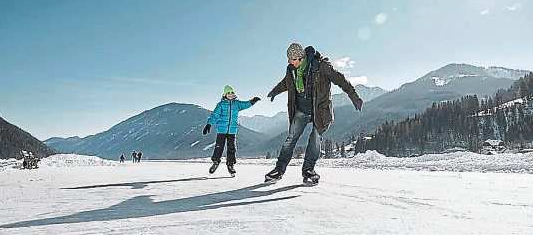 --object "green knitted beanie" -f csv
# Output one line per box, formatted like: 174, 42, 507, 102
223, 85, 235, 95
